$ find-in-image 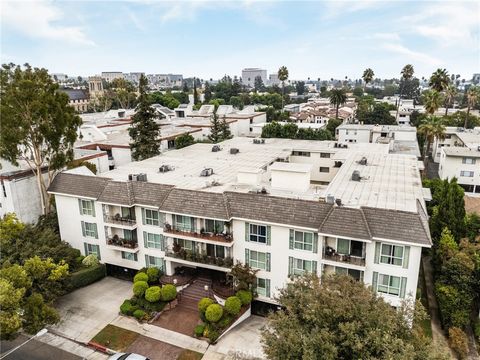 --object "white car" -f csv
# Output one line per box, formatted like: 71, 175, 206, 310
108, 353, 150, 360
